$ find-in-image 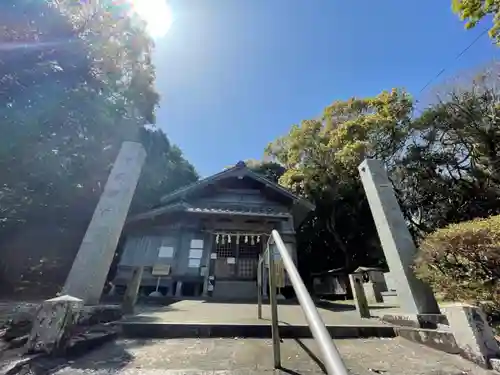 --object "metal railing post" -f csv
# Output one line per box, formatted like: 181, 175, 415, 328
268, 243, 281, 369
257, 254, 263, 319
267, 230, 349, 375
